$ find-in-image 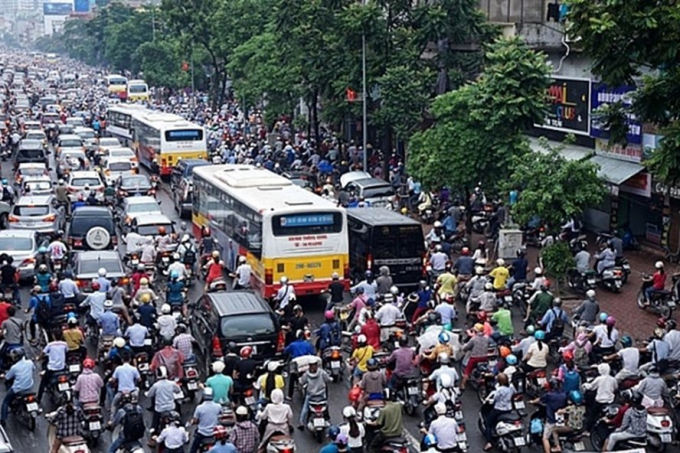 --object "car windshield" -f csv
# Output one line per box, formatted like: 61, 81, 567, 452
110, 150, 133, 158
79, 258, 122, 275
128, 203, 159, 214
220, 313, 276, 337
363, 185, 395, 198
128, 85, 147, 93
60, 140, 82, 148
109, 162, 132, 172
77, 131, 95, 139
13, 205, 49, 216
100, 139, 120, 147
25, 181, 51, 191
136, 224, 171, 236
0, 237, 32, 251
20, 169, 44, 177
18, 149, 42, 158
121, 176, 150, 188
71, 178, 100, 187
